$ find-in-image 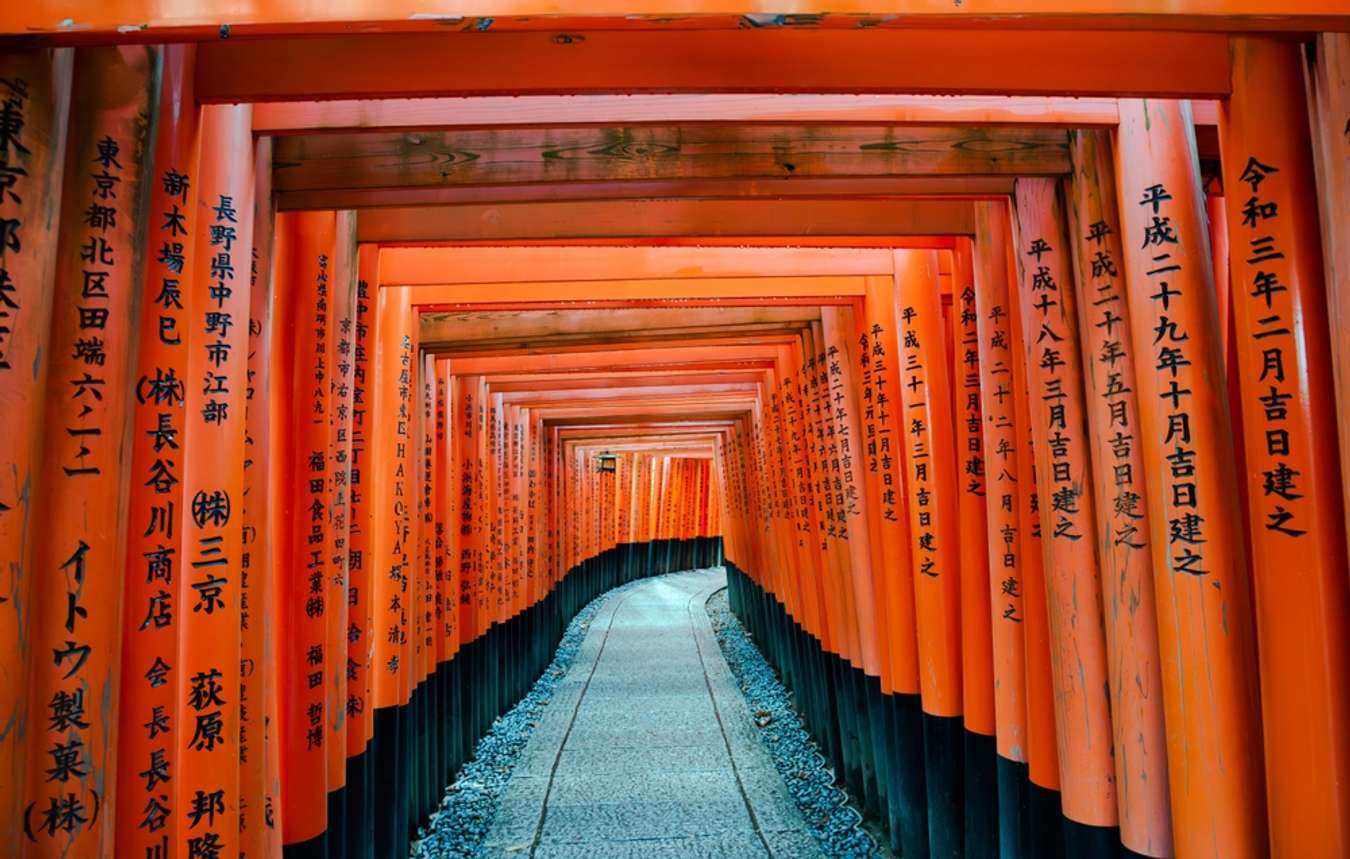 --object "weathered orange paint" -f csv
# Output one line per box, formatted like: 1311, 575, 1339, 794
0, 48, 70, 848
972, 201, 1028, 767
242, 132, 281, 859
893, 248, 962, 719
1002, 212, 1060, 795
858, 276, 921, 697
949, 239, 995, 739
1114, 97, 1267, 859
346, 247, 378, 757
174, 100, 254, 859
115, 43, 194, 859
1064, 128, 1172, 856
1011, 177, 1116, 829
23, 44, 155, 859
1222, 36, 1350, 857
275, 209, 336, 846
325, 210, 357, 798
